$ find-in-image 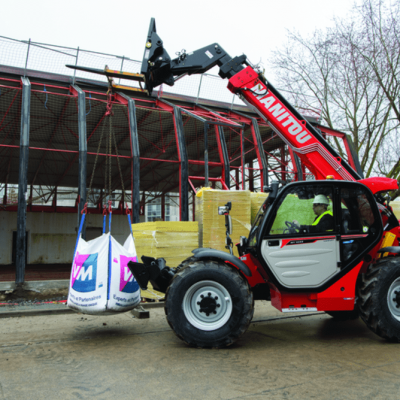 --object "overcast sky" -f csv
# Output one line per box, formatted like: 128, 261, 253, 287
2, 0, 360, 80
